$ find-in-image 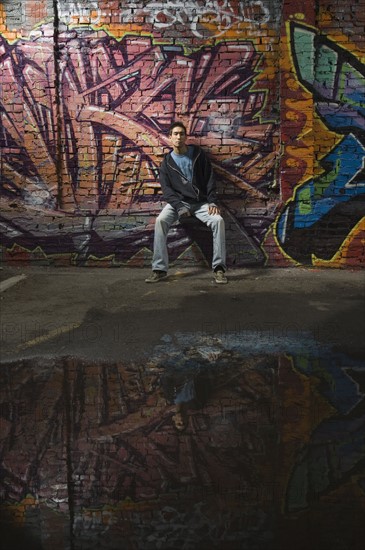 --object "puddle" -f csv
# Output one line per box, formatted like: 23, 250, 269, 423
1, 332, 364, 549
